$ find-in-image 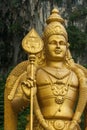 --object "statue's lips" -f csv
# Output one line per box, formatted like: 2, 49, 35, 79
55, 49, 62, 54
